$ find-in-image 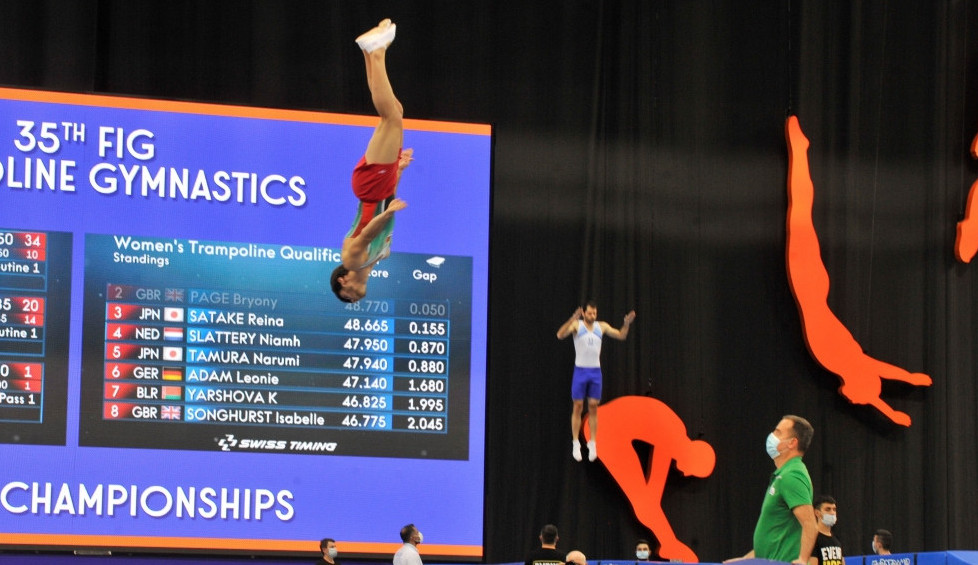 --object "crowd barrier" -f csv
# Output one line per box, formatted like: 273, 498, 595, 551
594, 552, 978, 565
0, 550, 974, 565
